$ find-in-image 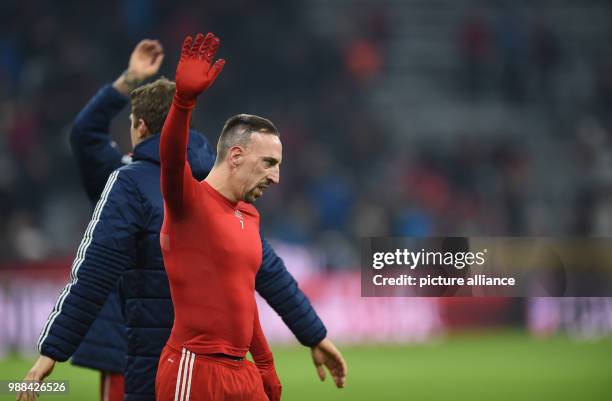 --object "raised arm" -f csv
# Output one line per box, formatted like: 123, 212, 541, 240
70, 85, 126, 202
160, 33, 224, 216
112, 40, 164, 96
250, 307, 282, 401
71, 40, 163, 203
